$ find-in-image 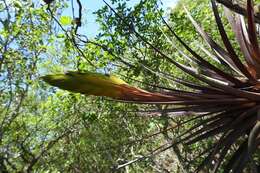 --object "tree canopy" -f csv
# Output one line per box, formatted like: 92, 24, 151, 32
0, 0, 259, 172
